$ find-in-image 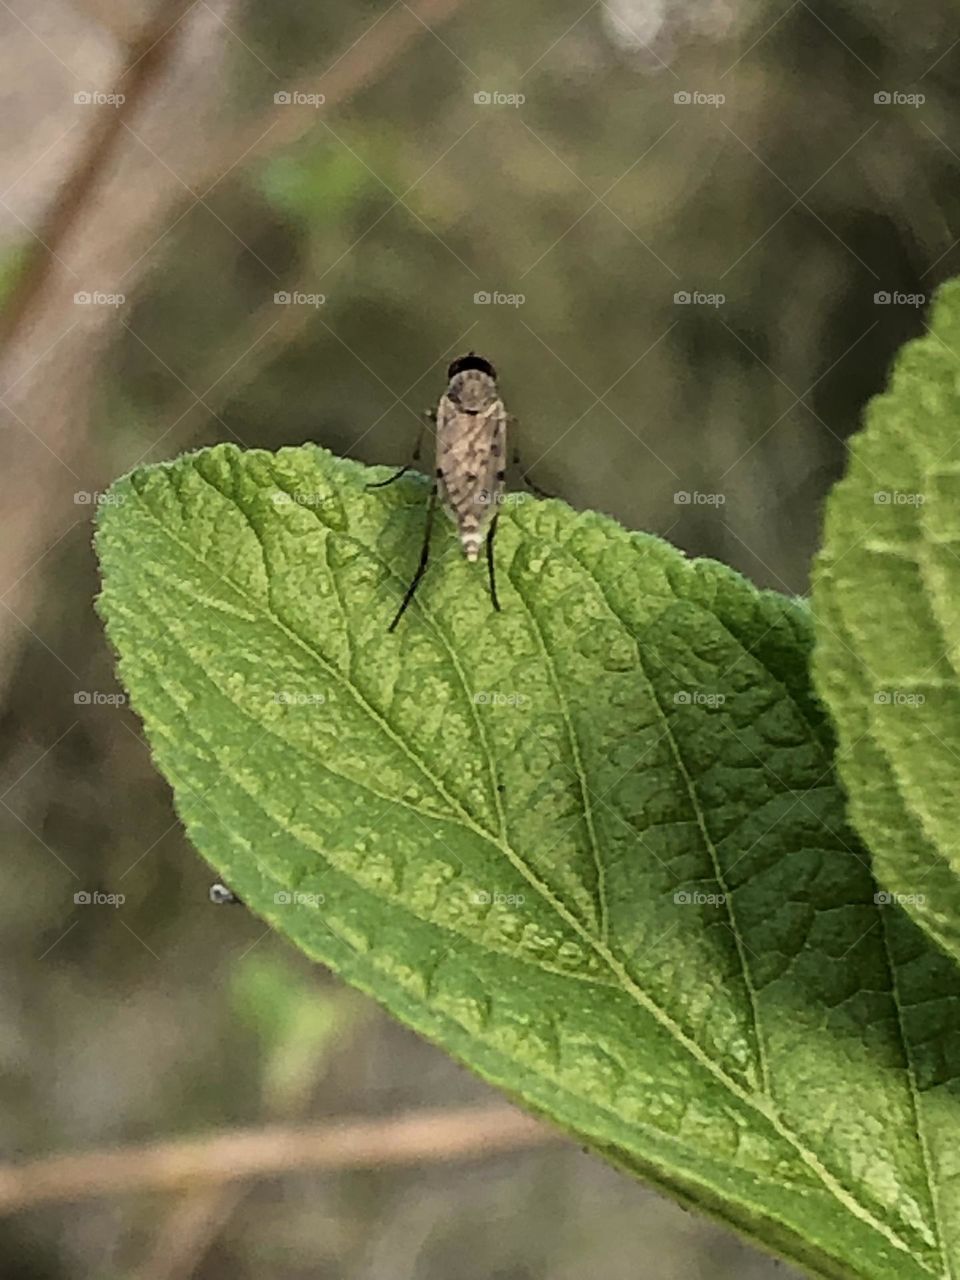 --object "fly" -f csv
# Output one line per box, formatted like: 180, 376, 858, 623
369, 352, 549, 632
